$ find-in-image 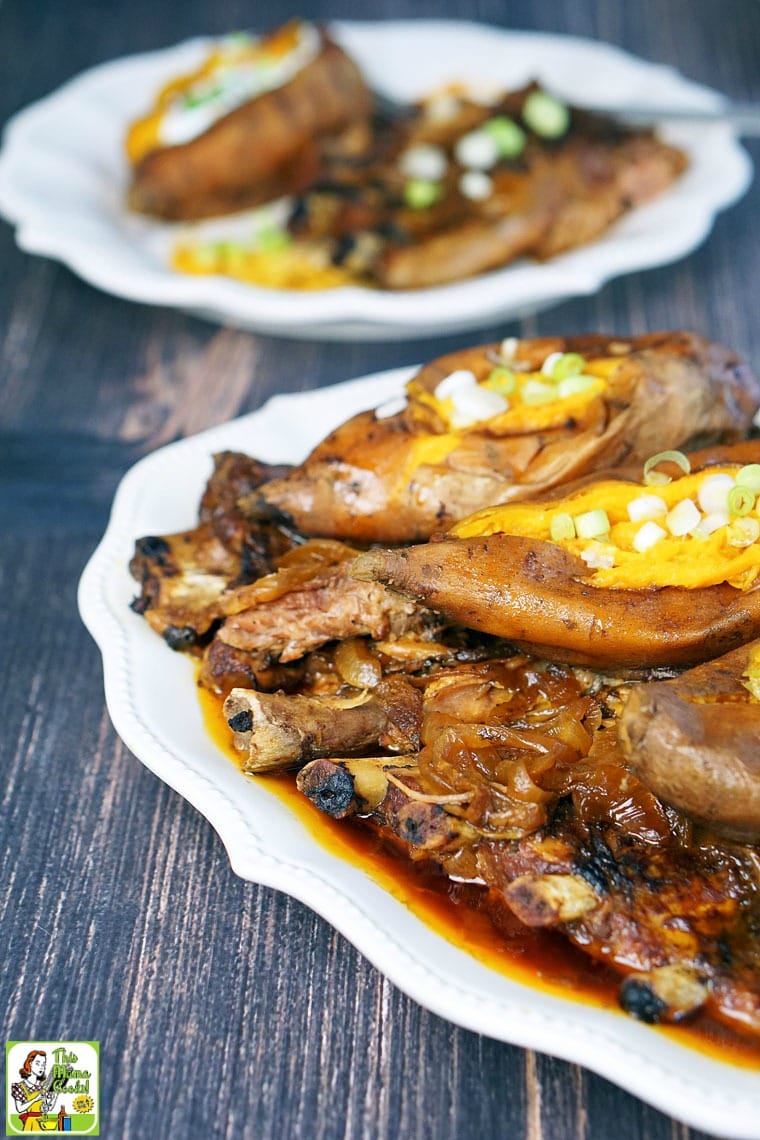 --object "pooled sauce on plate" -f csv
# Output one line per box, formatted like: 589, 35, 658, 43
200, 685, 760, 1069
